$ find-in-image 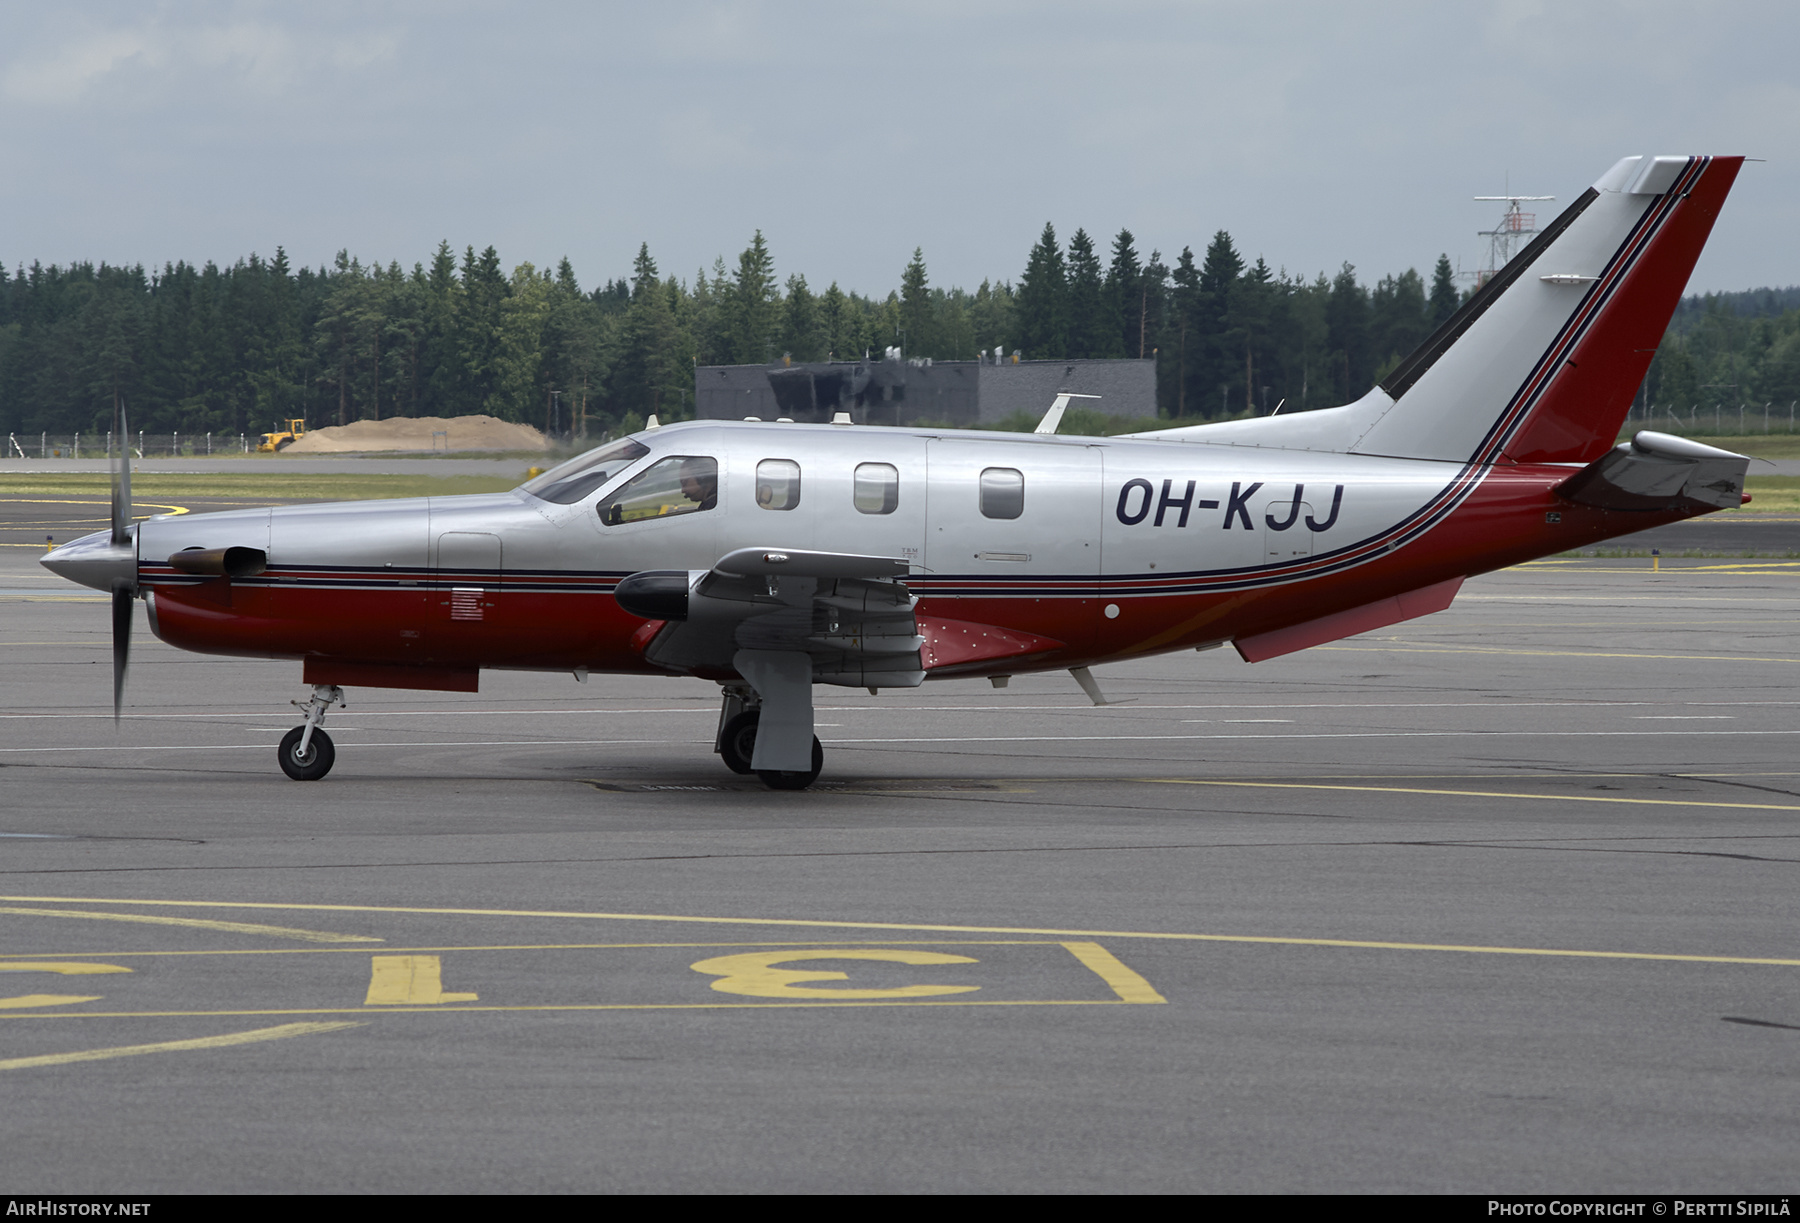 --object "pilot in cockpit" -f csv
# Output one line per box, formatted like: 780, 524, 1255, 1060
679, 457, 718, 511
